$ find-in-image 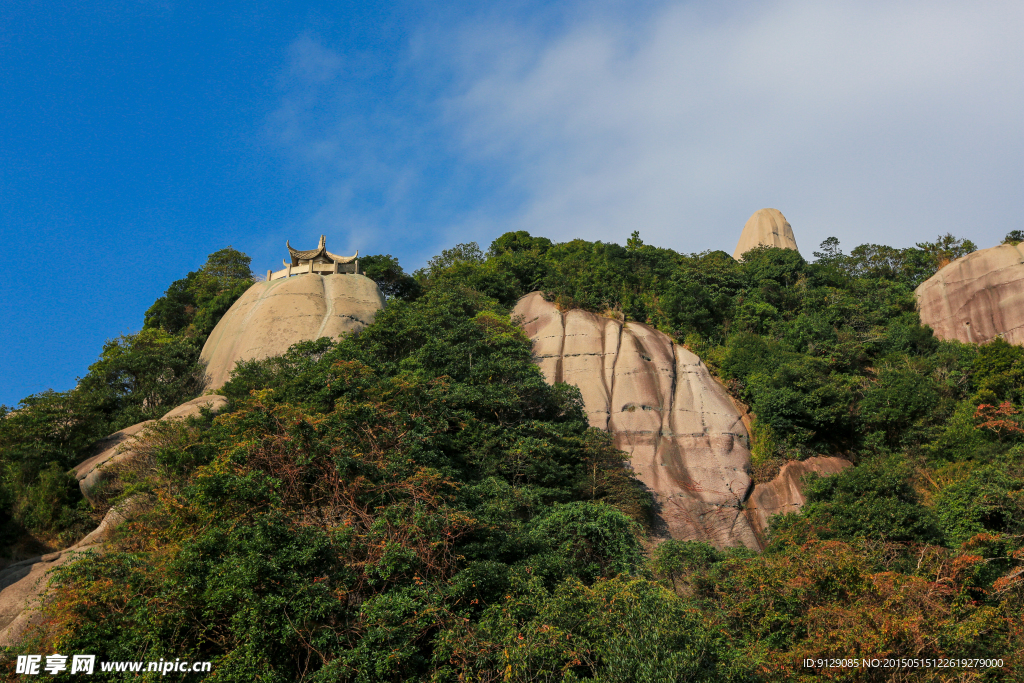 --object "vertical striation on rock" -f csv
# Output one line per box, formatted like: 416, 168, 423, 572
733, 208, 799, 260
200, 274, 385, 390
915, 243, 1024, 346
514, 292, 759, 548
